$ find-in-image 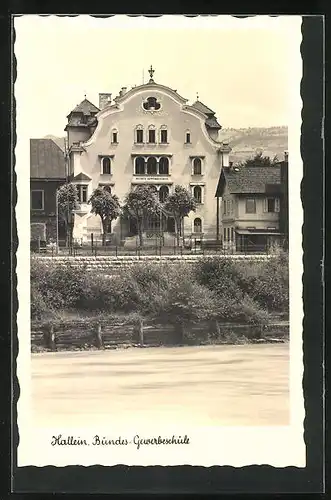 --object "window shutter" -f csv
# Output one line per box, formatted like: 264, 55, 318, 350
263, 198, 268, 212
275, 198, 280, 212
